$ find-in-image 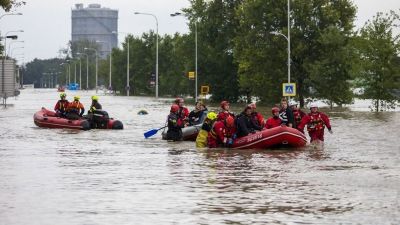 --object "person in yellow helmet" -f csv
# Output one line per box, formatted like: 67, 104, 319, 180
54, 92, 69, 117
89, 95, 102, 114
66, 95, 85, 120
86, 95, 107, 128
196, 111, 218, 148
